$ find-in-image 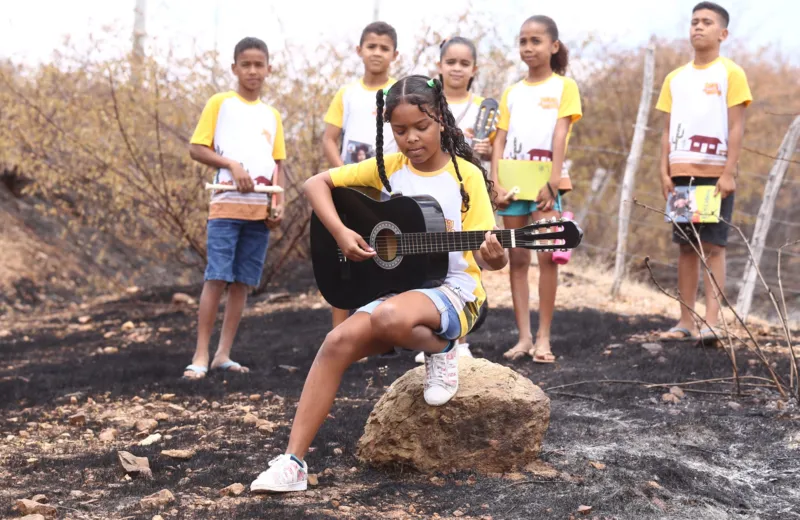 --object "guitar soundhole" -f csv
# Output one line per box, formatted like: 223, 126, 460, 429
376, 229, 398, 262
370, 221, 403, 270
